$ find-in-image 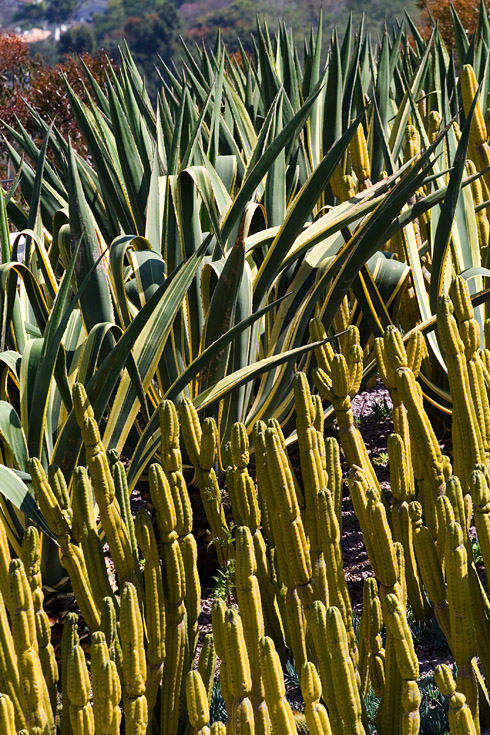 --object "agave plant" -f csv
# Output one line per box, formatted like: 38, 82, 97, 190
2, 9, 490, 566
